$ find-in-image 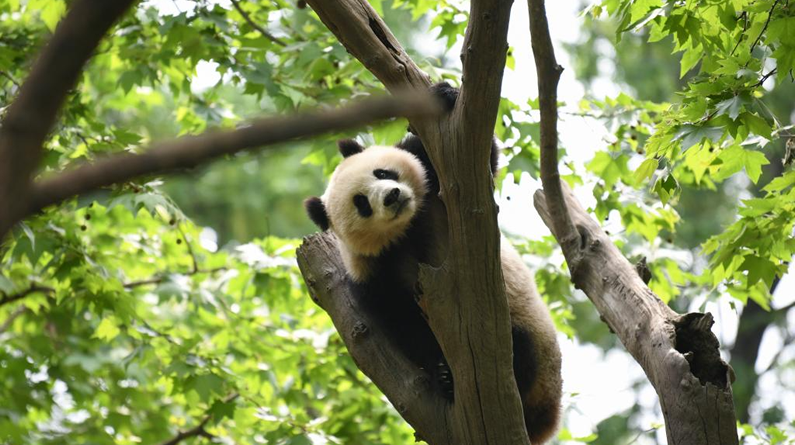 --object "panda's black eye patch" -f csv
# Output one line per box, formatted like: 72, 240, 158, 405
373, 169, 399, 181
353, 194, 373, 218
